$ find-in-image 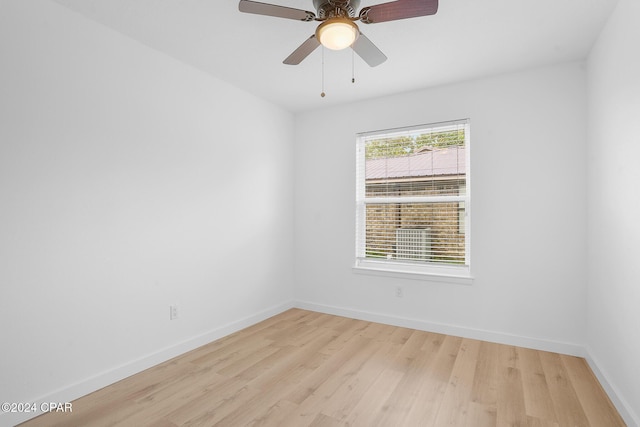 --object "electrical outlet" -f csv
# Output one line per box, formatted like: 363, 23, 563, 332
395, 286, 403, 298
170, 305, 178, 320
